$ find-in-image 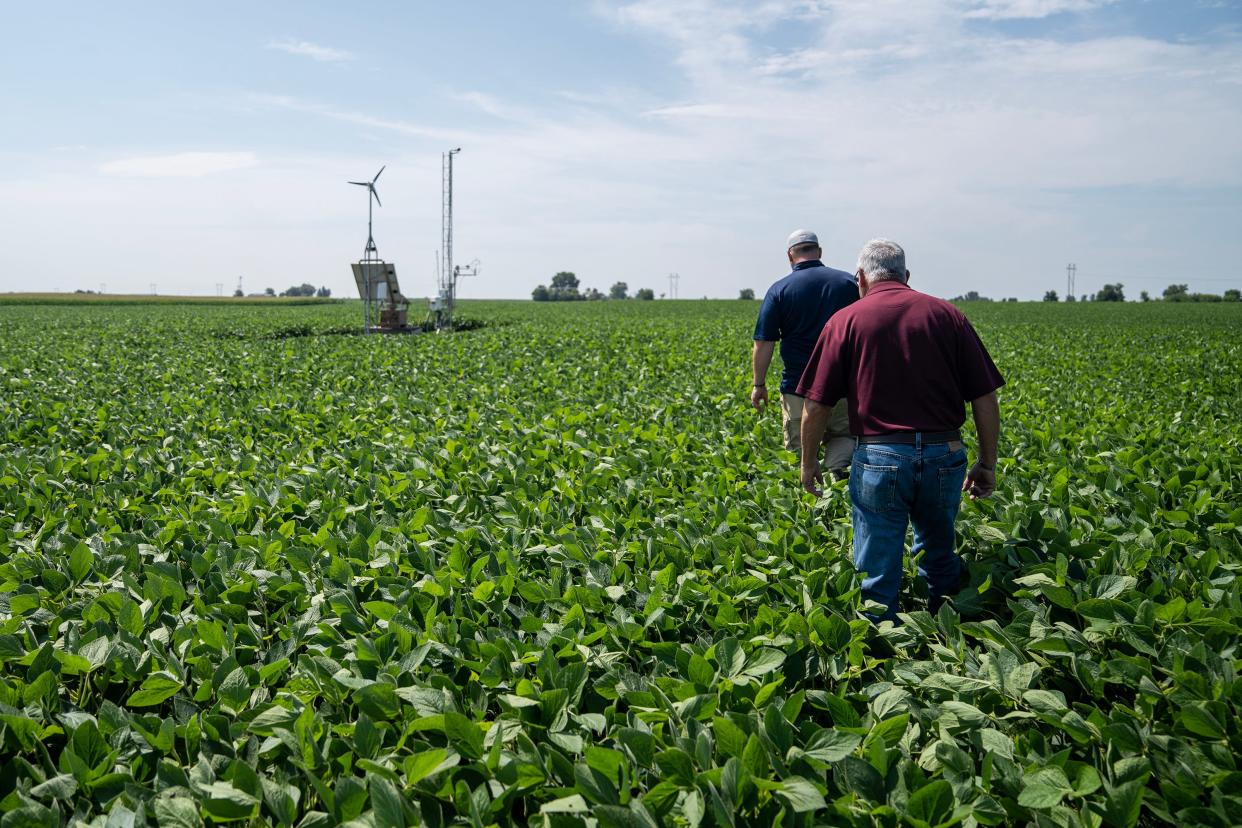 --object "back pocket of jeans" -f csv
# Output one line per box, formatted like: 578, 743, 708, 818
852, 462, 898, 512
938, 452, 968, 508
